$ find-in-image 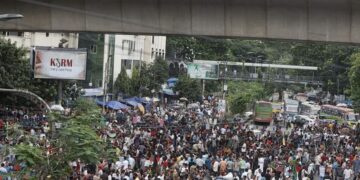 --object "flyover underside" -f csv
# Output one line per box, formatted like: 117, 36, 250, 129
0, 0, 360, 43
